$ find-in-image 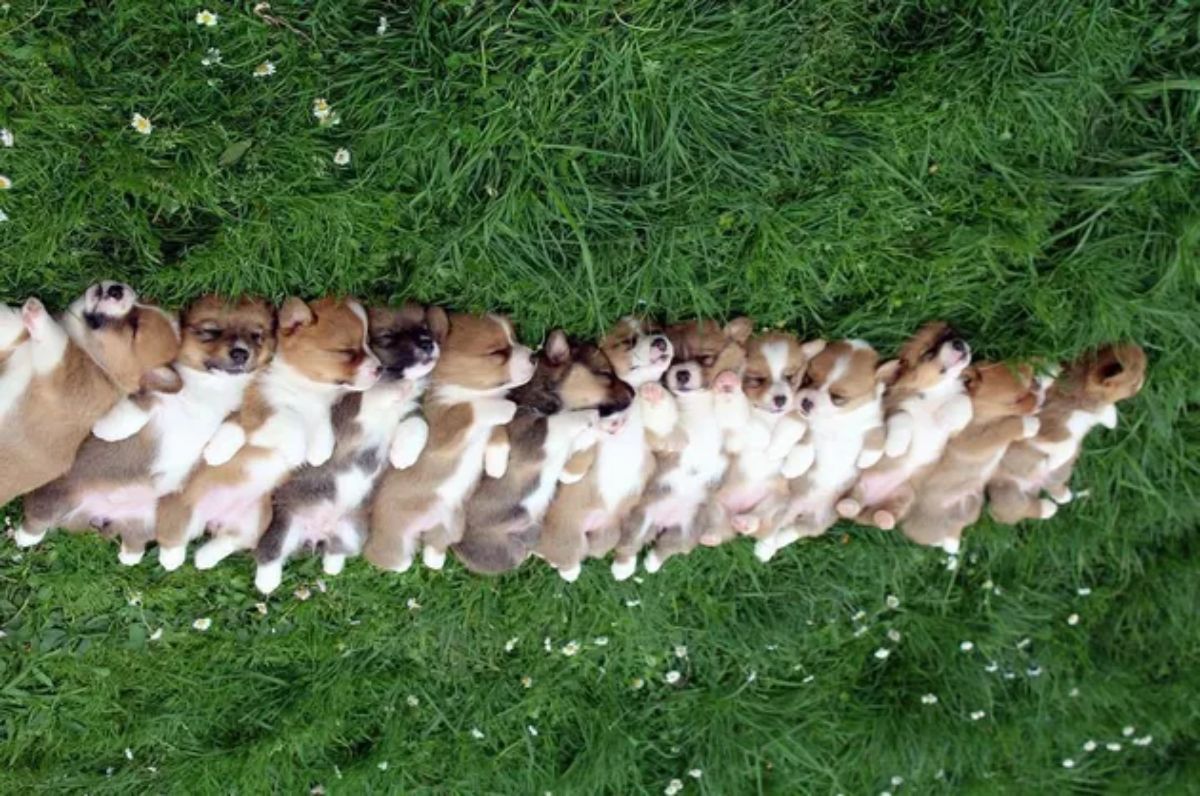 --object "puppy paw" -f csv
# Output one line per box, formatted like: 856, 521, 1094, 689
13, 526, 46, 548
389, 435, 424, 470
484, 442, 509, 479
836, 498, 860, 519
611, 557, 637, 581
1021, 416, 1041, 439
322, 553, 346, 576
1038, 498, 1058, 519
305, 434, 335, 468
1048, 485, 1073, 505
118, 548, 144, 566
642, 550, 664, 574
255, 562, 284, 595
158, 545, 187, 572
781, 445, 815, 478
20, 298, 49, 339
753, 538, 777, 563
558, 563, 582, 583
731, 514, 760, 535
873, 510, 896, 531
422, 546, 446, 571
639, 382, 666, 404
558, 466, 586, 485
203, 424, 245, 466
856, 446, 884, 469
